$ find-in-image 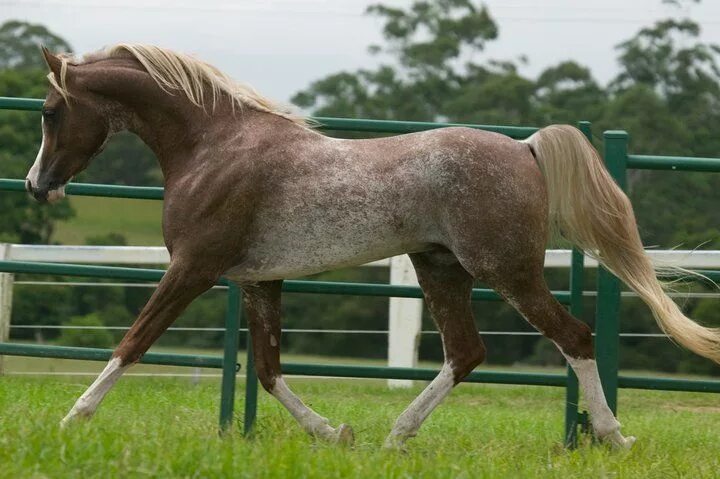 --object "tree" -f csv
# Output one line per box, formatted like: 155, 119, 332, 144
293, 0, 515, 123
57, 313, 114, 349
606, 17, 720, 251
0, 20, 71, 69
83, 132, 161, 187
0, 21, 75, 244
